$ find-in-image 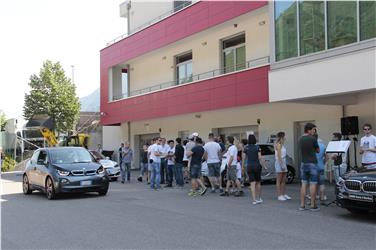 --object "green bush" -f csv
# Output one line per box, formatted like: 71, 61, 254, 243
1, 154, 16, 172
